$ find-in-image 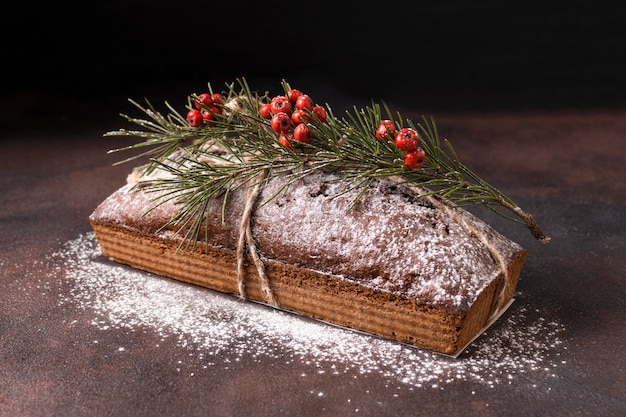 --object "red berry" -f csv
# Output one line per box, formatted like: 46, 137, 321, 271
186, 109, 203, 127
259, 103, 272, 119
201, 110, 215, 124
295, 94, 314, 111
202, 106, 221, 125
278, 133, 293, 149
291, 109, 310, 124
376, 120, 396, 142
212, 93, 225, 105
194, 93, 214, 109
394, 128, 419, 151
287, 89, 303, 103
293, 123, 313, 143
404, 147, 426, 169
312, 105, 327, 123
270, 95, 292, 114
271, 112, 291, 132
